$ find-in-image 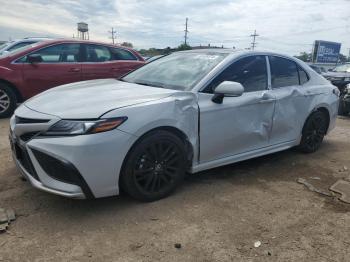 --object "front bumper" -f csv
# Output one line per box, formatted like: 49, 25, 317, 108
10, 108, 137, 199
